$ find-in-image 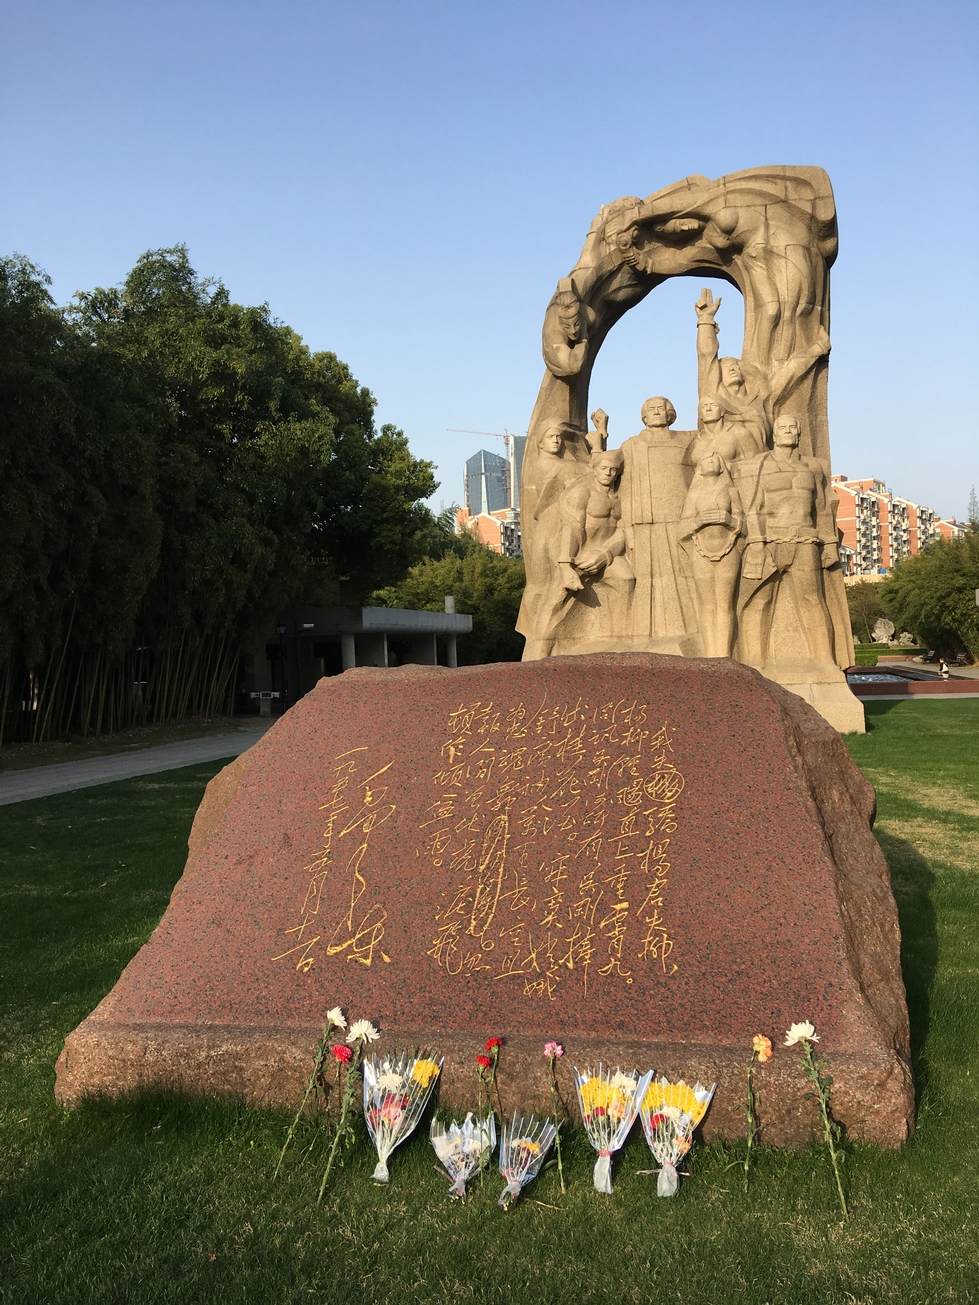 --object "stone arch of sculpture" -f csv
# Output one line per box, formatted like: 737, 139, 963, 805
516, 165, 859, 729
